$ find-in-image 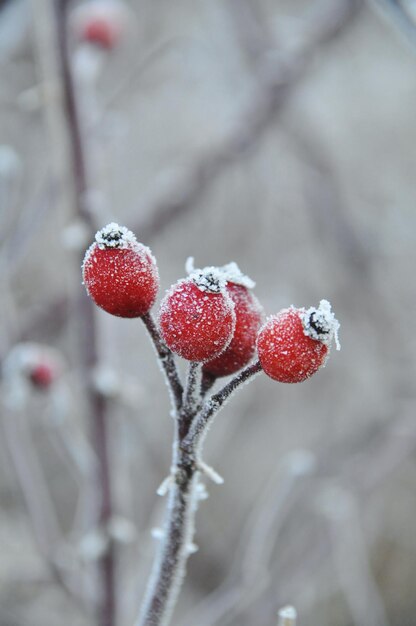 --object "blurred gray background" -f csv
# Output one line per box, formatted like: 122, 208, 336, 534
1, 0, 416, 625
